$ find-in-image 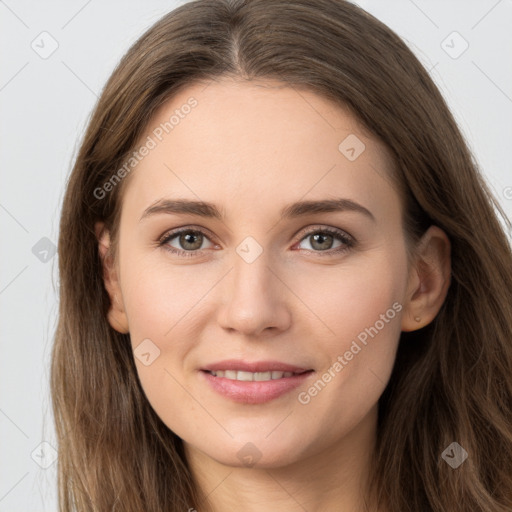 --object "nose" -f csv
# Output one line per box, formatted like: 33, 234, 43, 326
216, 251, 292, 338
